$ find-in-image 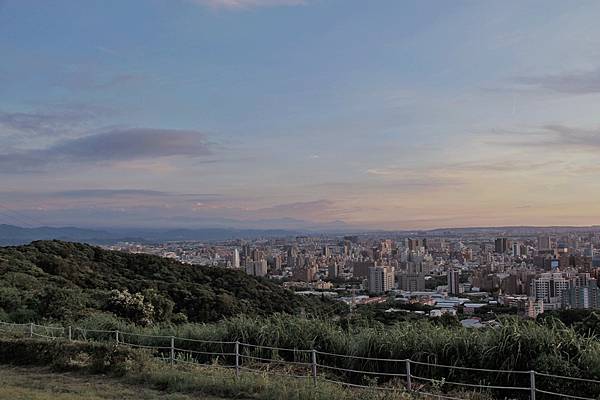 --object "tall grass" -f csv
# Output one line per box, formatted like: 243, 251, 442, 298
0, 337, 487, 400
41, 313, 600, 399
